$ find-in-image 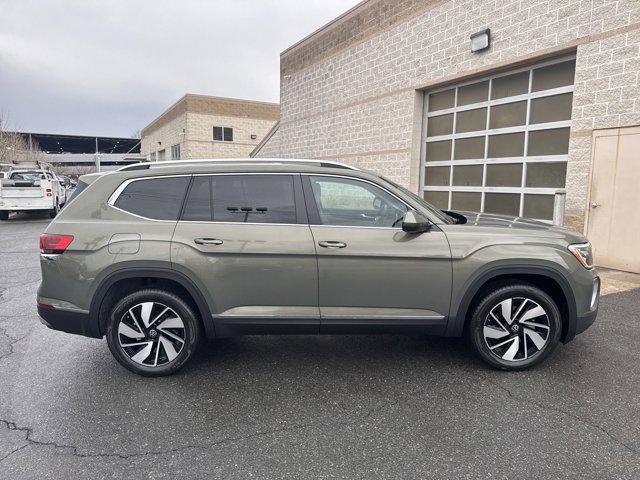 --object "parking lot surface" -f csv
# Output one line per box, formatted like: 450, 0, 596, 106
1, 215, 639, 479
